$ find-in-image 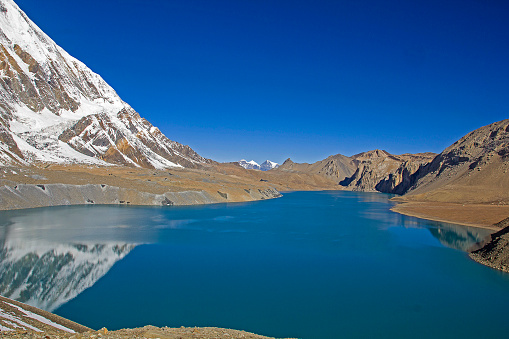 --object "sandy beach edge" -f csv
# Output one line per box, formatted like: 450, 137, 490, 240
389, 201, 506, 231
